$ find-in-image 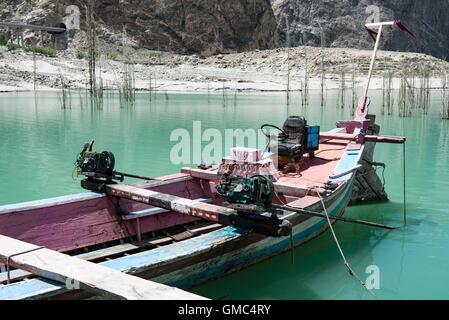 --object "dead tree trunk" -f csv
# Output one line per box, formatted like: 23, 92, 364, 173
86, 1, 96, 95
